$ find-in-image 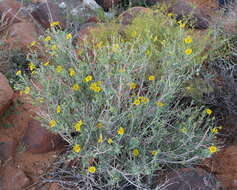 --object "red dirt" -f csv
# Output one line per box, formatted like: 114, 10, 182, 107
0, 93, 63, 190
